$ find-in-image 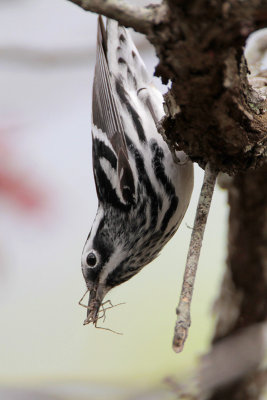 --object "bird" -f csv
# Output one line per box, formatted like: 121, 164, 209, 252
81, 16, 194, 327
